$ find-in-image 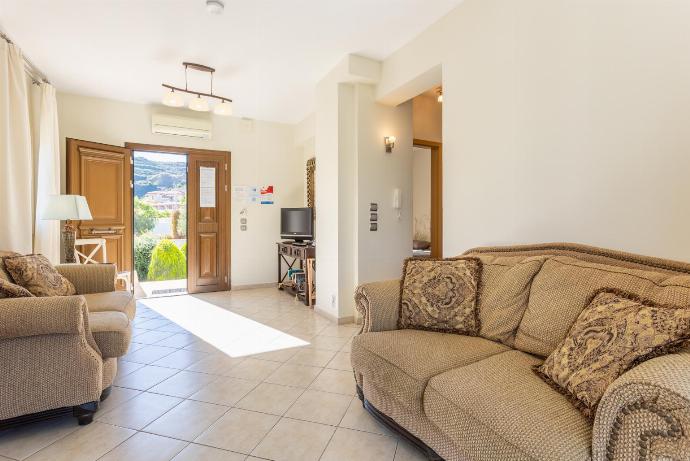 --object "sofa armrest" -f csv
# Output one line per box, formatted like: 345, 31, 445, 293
354, 279, 401, 334
592, 351, 690, 461
56, 263, 116, 294
0, 295, 89, 339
